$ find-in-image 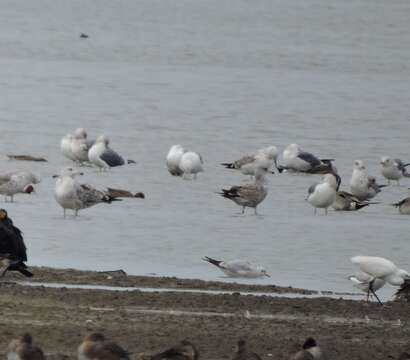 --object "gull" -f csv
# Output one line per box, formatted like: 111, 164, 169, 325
290, 338, 325, 360
60, 133, 77, 162
8, 333, 45, 360
350, 160, 386, 200
0, 171, 40, 202
166, 144, 187, 176
220, 166, 268, 214
392, 191, 410, 214
53, 168, 120, 217
221, 146, 279, 175
179, 151, 204, 179
150, 340, 198, 360
351, 256, 410, 305
71, 128, 94, 164
0, 209, 33, 277
88, 135, 135, 170
202, 256, 270, 278
232, 339, 262, 360
306, 173, 337, 215
348, 272, 386, 303
78, 333, 131, 360
380, 156, 410, 185
281, 144, 334, 173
